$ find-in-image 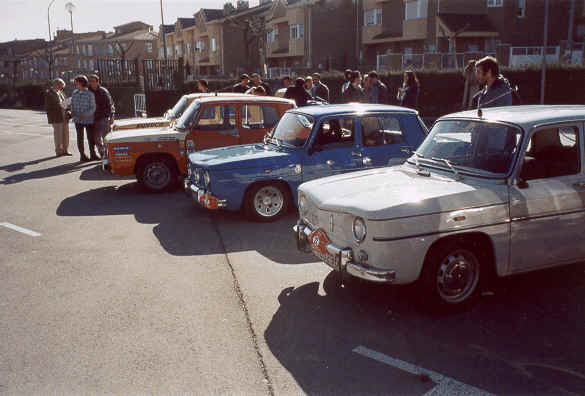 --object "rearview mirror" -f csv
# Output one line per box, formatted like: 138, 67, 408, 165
516, 177, 529, 189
